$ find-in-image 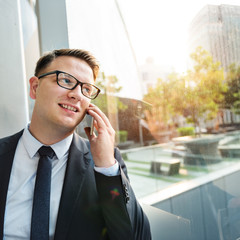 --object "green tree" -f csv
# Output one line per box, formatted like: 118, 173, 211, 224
143, 73, 184, 133
143, 78, 171, 128
143, 47, 227, 135
224, 63, 240, 114
92, 72, 127, 115
182, 47, 227, 131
